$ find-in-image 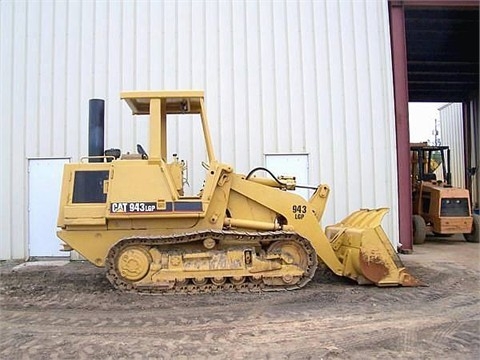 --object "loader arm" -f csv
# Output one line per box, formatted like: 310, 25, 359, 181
229, 175, 344, 275
229, 175, 422, 287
